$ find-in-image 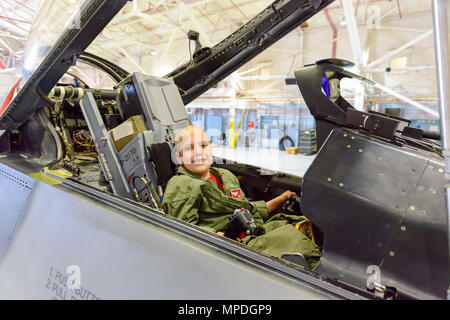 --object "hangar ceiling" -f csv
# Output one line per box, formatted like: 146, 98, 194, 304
0, 0, 445, 103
